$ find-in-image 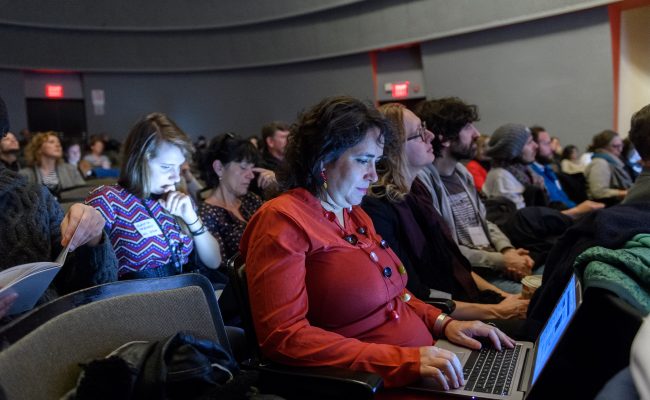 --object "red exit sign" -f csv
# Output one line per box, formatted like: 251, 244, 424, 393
391, 82, 409, 98
45, 84, 64, 98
